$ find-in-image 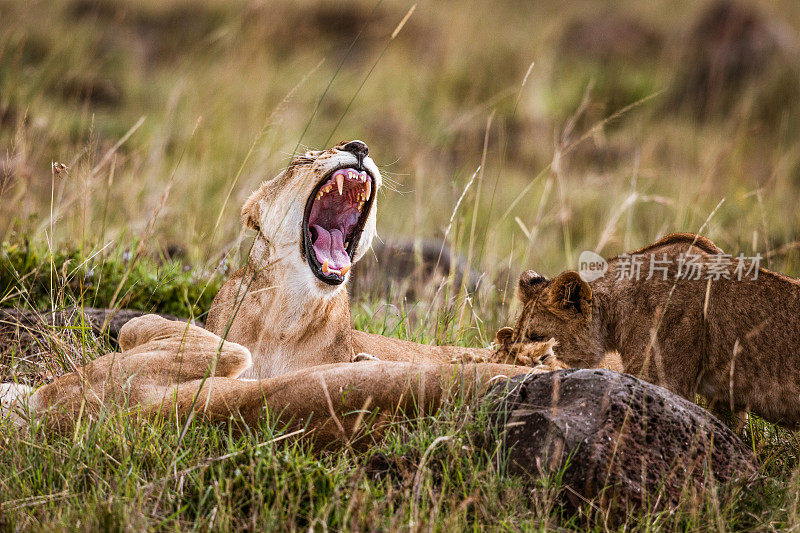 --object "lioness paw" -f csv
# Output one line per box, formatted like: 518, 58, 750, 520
512, 353, 534, 366
0, 383, 34, 406
489, 337, 557, 367
450, 353, 488, 364
353, 352, 380, 362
